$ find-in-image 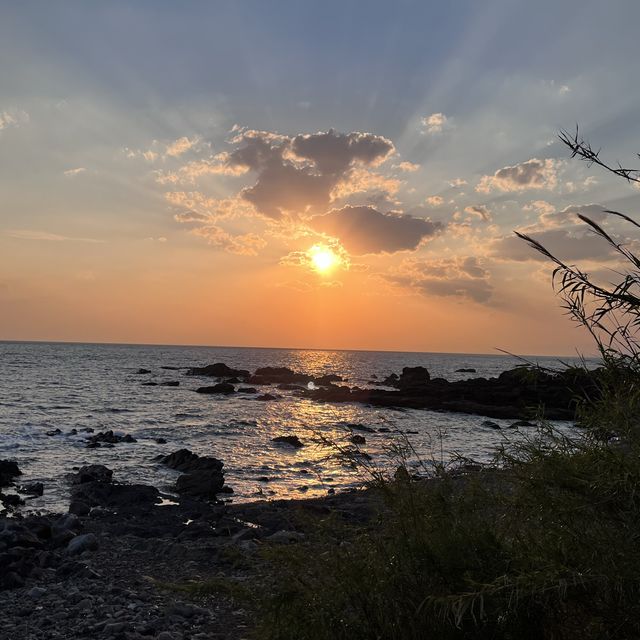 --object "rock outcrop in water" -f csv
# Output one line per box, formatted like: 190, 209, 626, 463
304, 365, 598, 420
155, 449, 227, 500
